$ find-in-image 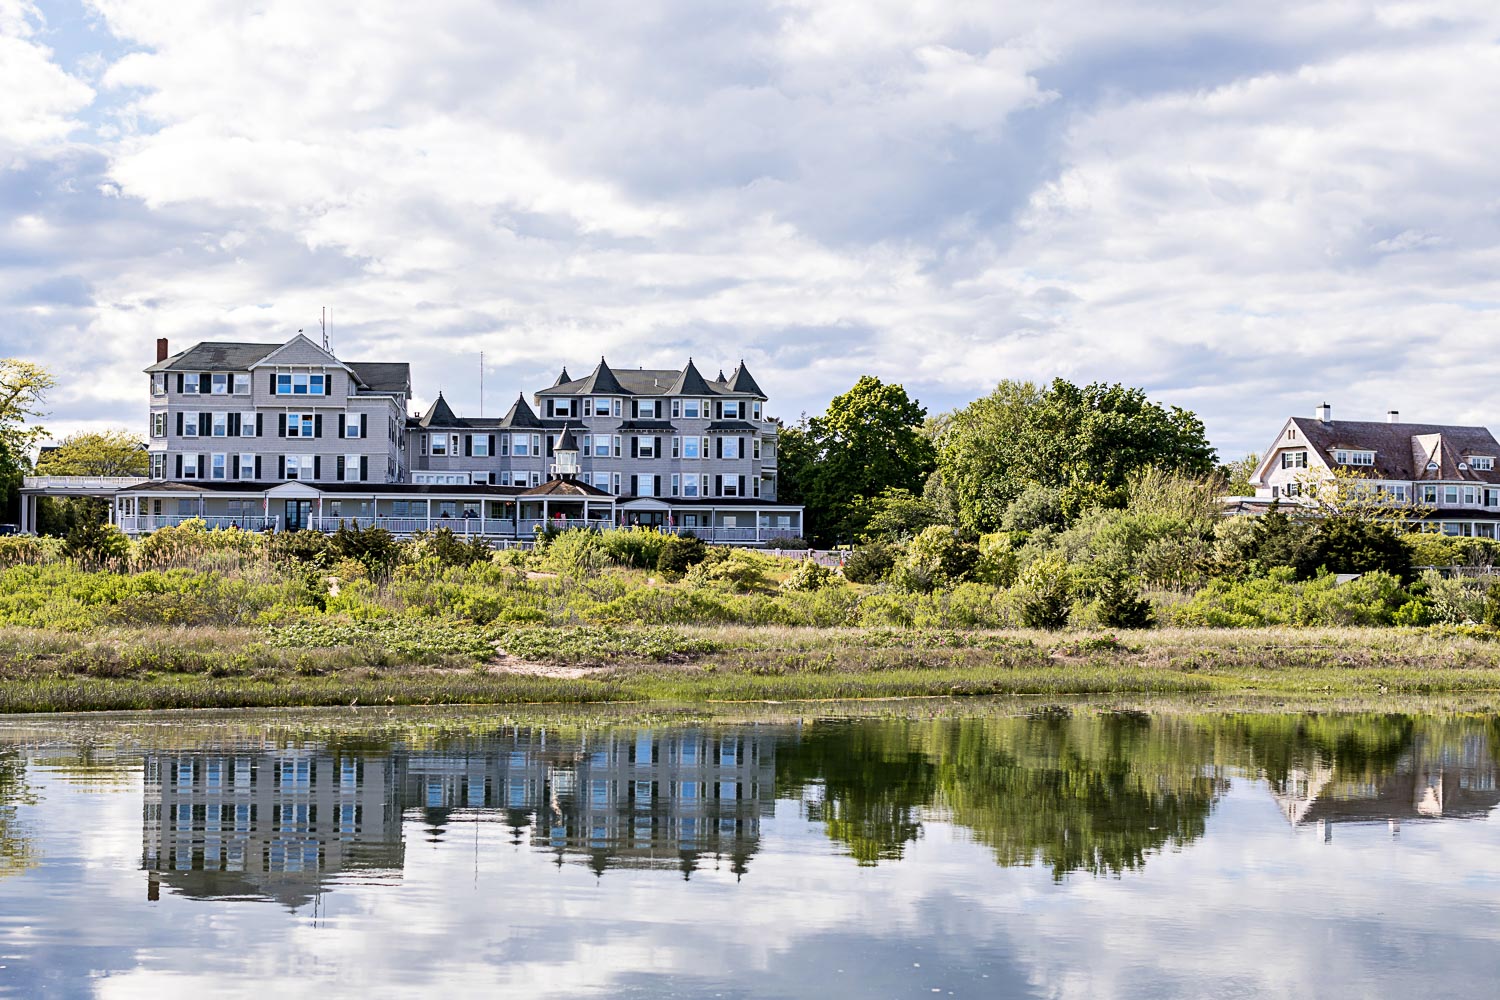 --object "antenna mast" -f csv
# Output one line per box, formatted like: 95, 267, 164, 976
321, 307, 330, 352
479, 352, 484, 417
